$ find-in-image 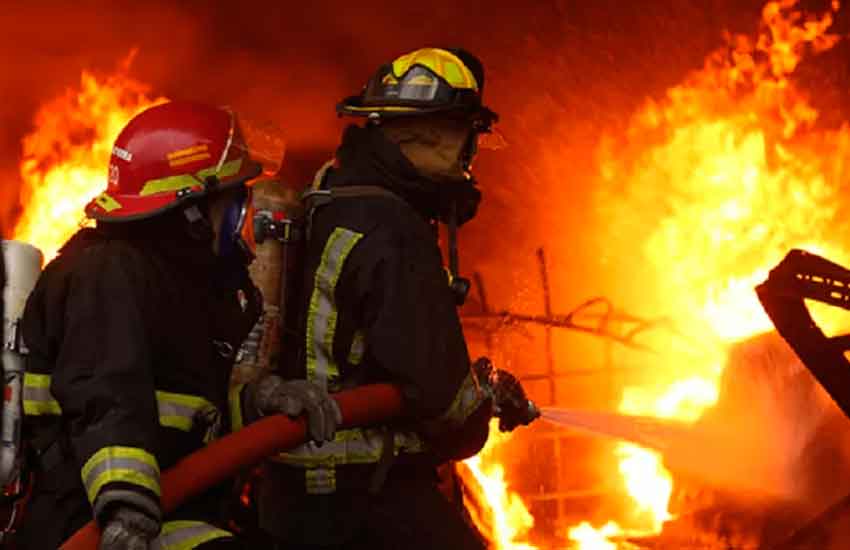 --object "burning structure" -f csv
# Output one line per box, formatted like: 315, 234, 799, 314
6, 0, 850, 548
